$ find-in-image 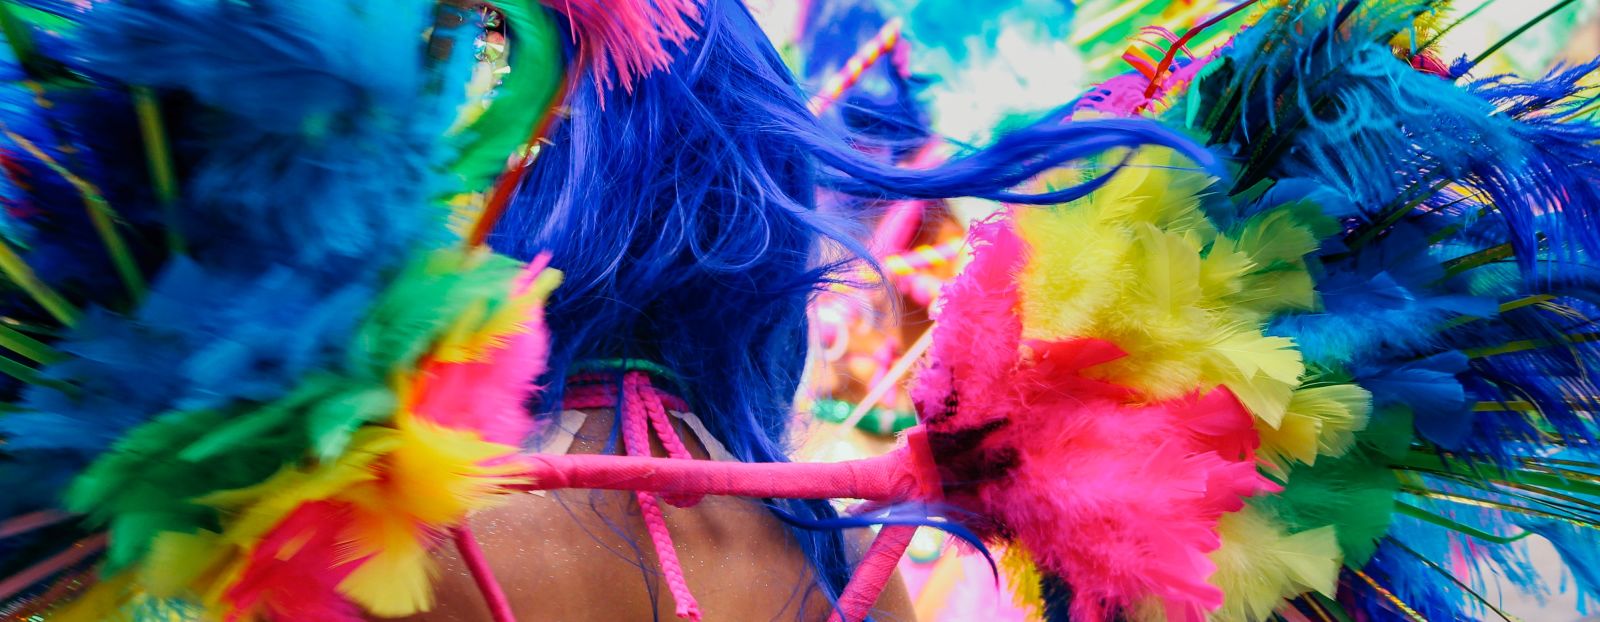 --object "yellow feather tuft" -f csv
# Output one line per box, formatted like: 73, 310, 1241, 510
333, 411, 525, 615
1209, 333, 1303, 428
338, 539, 436, 617
999, 546, 1045, 618
1016, 149, 1325, 427
178, 406, 526, 618
1256, 384, 1373, 468
360, 410, 525, 526
1018, 204, 1135, 340
1209, 506, 1342, 622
